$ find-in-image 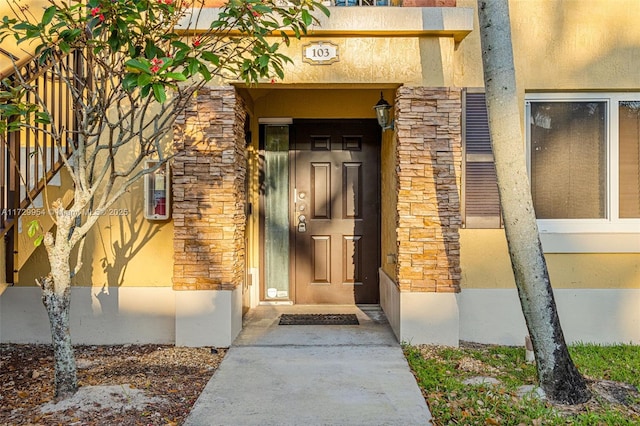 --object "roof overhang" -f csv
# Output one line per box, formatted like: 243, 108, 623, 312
178, 7, 474, 42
